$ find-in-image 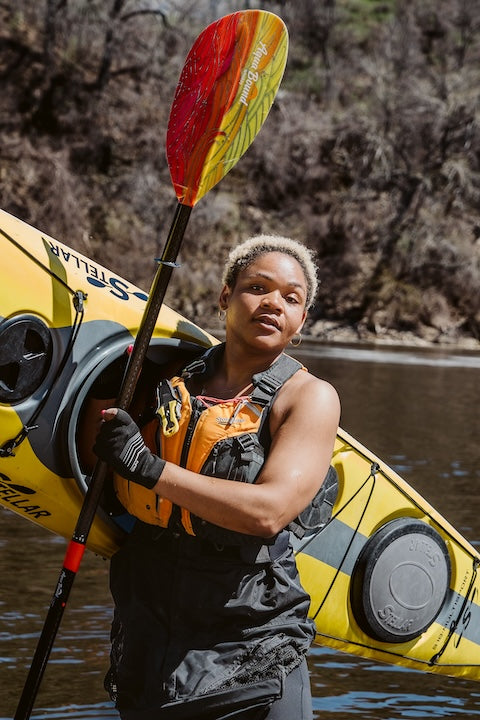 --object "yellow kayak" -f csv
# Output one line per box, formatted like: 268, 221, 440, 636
1, 208, 479, 683
296, 428, 480, 682
0, 208, 214, 557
